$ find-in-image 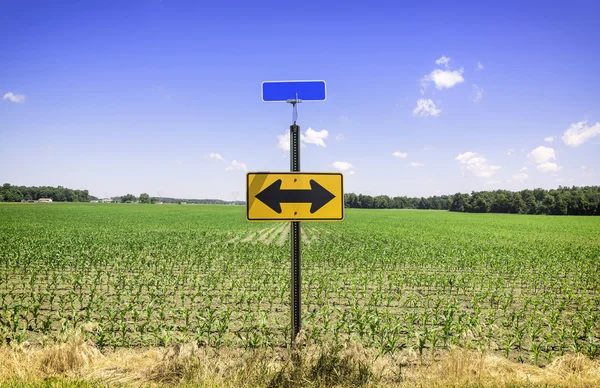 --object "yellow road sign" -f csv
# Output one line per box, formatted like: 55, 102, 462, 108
247, 172, 344, 221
